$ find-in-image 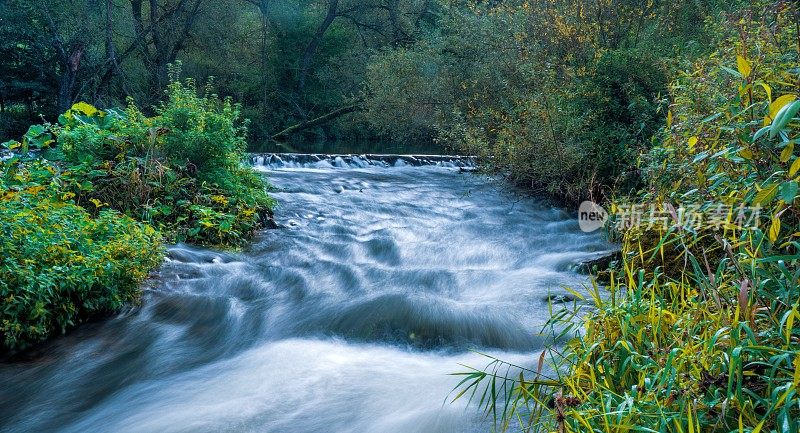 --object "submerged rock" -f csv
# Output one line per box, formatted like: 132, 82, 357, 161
576, 251, 621, 275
